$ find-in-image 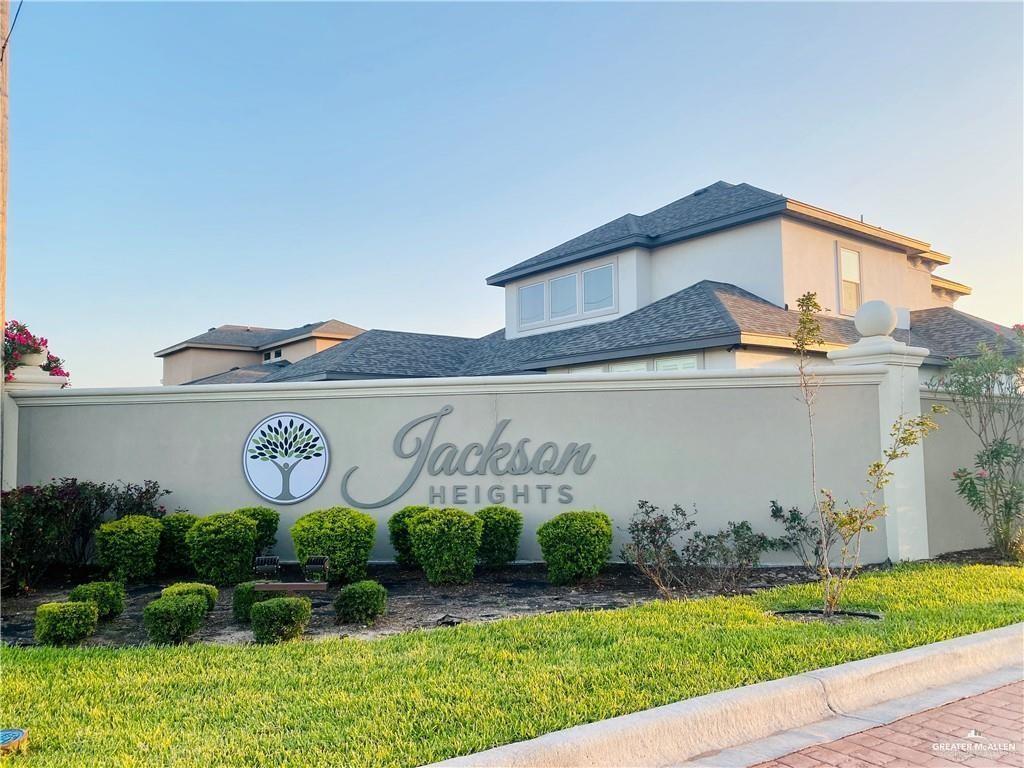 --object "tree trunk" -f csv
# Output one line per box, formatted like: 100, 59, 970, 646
274, 462, 298, 501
